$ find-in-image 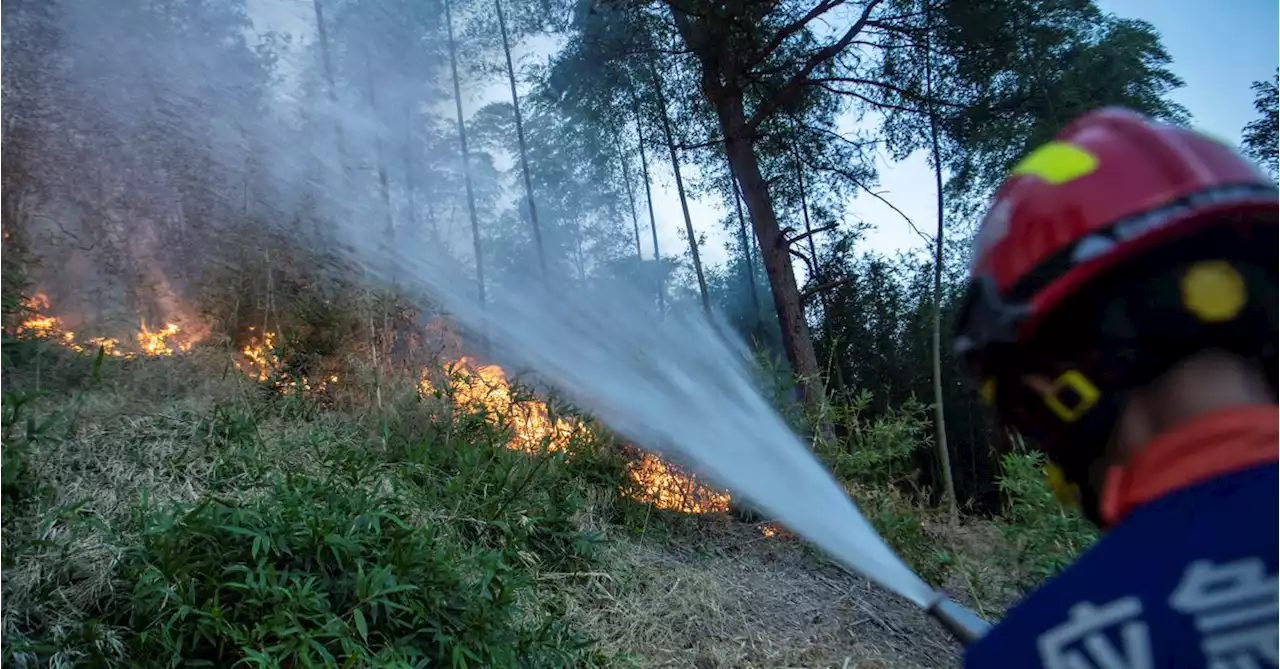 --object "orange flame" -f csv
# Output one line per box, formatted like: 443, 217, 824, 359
626, 453, 730, 514
18, 296, 730, 516
421, 357, 731, 514
759, 522, 790, 538
137, 322, 191, 356
15, 292, 197, 357
235, 328, 336, 394
419, 356, 581, 453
